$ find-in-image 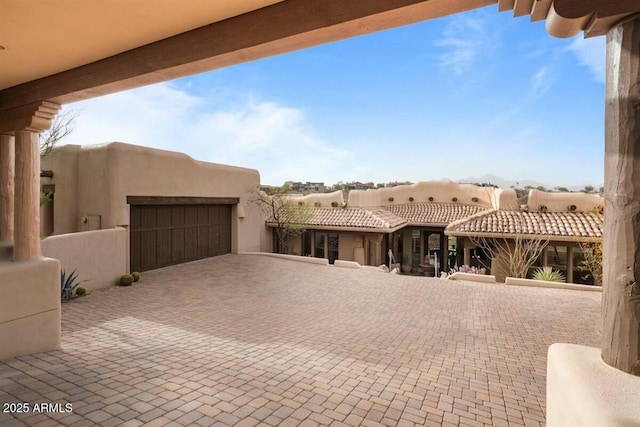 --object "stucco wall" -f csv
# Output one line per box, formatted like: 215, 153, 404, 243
41, 143, 265, 253
41, 227, 127, 291
347, 181, 516, 209
0, 258, 61, 359
527, 190, 603, 212
338, 233, 363, 262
